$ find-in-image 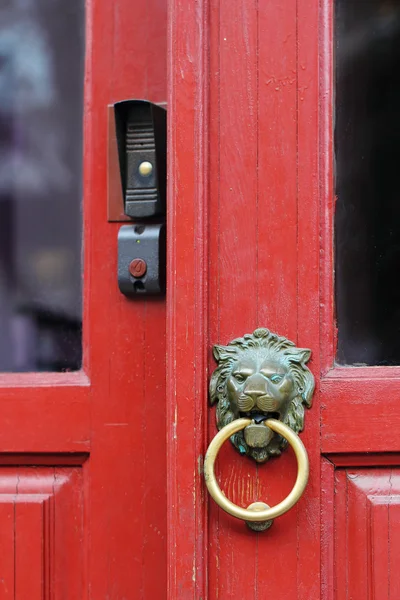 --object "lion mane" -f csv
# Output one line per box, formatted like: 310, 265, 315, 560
209, 328, 314, 460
